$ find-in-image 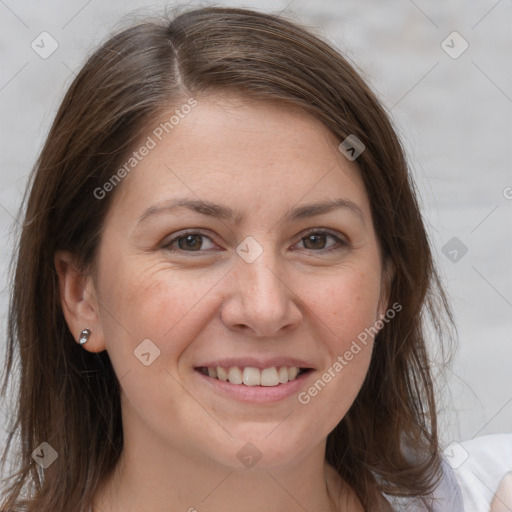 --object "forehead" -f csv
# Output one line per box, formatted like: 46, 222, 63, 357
105, 94, 371, 226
